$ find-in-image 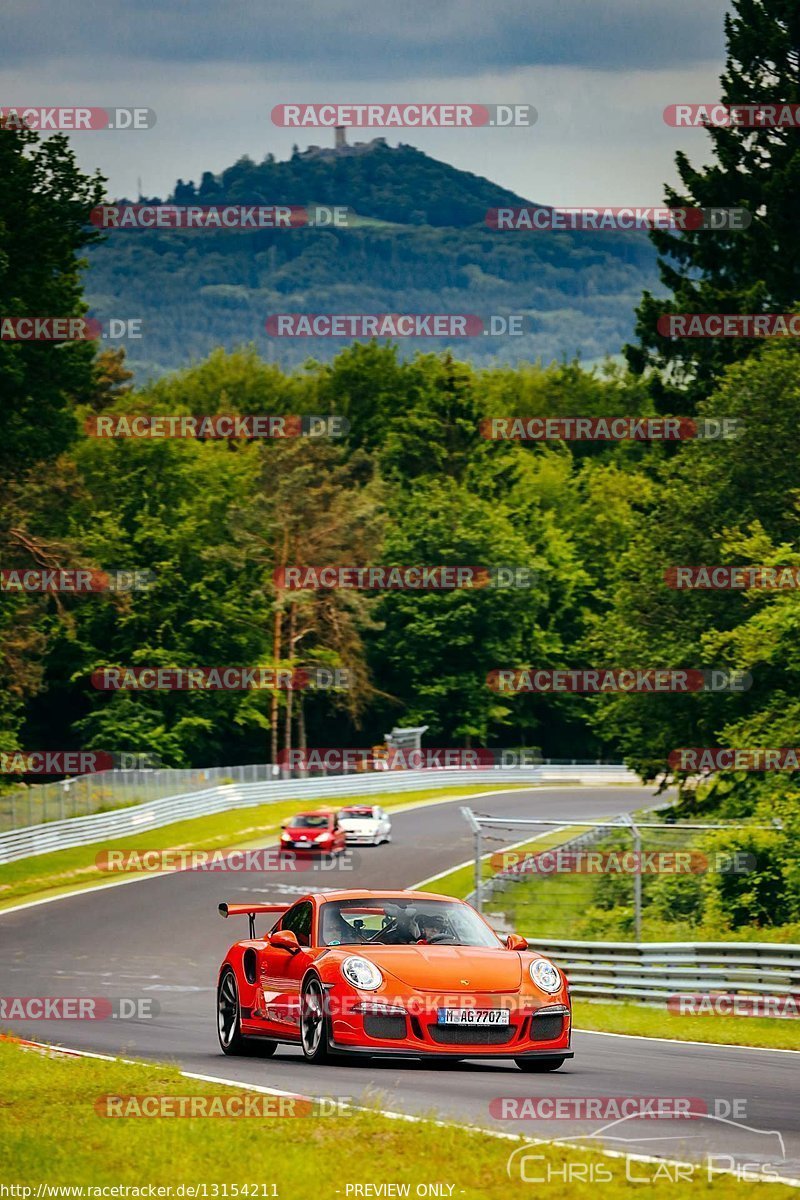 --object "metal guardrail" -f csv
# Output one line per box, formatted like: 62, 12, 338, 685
0, 763, 279, 831
524, 938, 800, 1002
0, 758, 635, 832
0, 764, 637, 864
